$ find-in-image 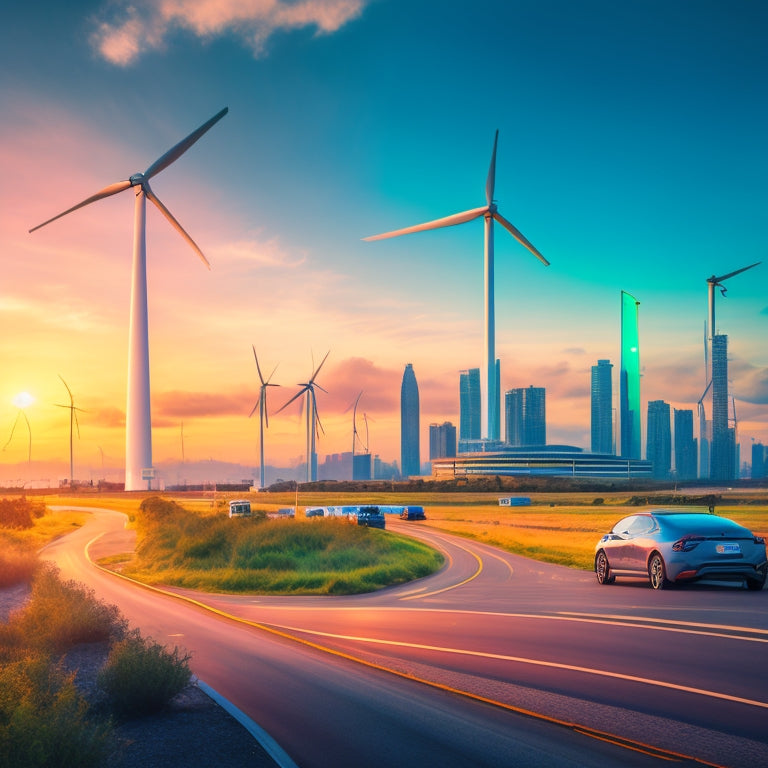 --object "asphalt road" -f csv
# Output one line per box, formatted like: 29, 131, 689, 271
42, 507, 768, 768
